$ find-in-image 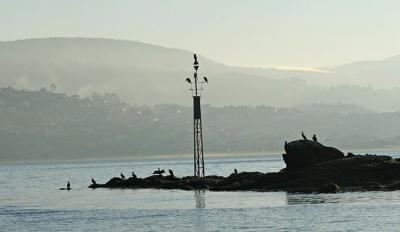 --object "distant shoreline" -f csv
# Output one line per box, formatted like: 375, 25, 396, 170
2, 146, 400, 165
